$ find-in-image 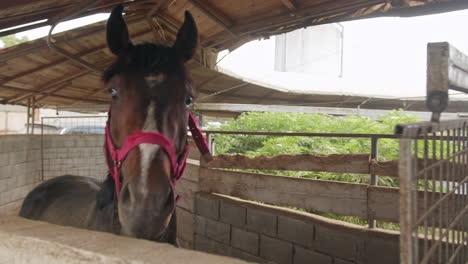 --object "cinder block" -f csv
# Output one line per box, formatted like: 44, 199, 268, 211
176, 179, 198, 212
27, 150, 40, 161
194, 215, 207, 235
246, 208, 277, 237
278, 216, 314, 248
2, 139, 16, 153
10, 151, 27, 164
194, 234, 230, 256
176, 208, 194, 243
231, 227, 259, 255
195, 194, 220, 220
362, 237, 399, 264
13, 140, 25, 151
64, 140, 75, 148
229, 247, 266, 263
177, 238, 191, 249
0, 165, 13, 178
6, 177, 17, 190
293, 246, 332, 264
0, 153, 9, 166
334, 258, 355, 264
16, 174, 27, 187
183, 163, 199, 182
30, 139, 41, 150
220, 200, 246, 227
14, 164, 27, 177
205, 217, 230, 244
0, 178, 8, 193
314, 226, 357, 262
260, 235, 293, 264
0, 190, 12, 204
